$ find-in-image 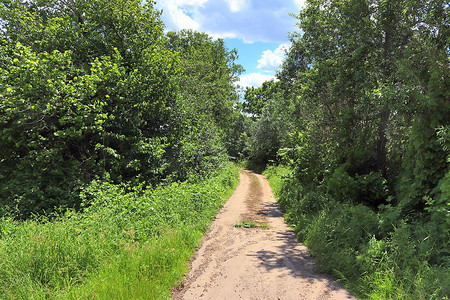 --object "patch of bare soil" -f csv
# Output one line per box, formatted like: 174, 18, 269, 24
172, 170, 356, 300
